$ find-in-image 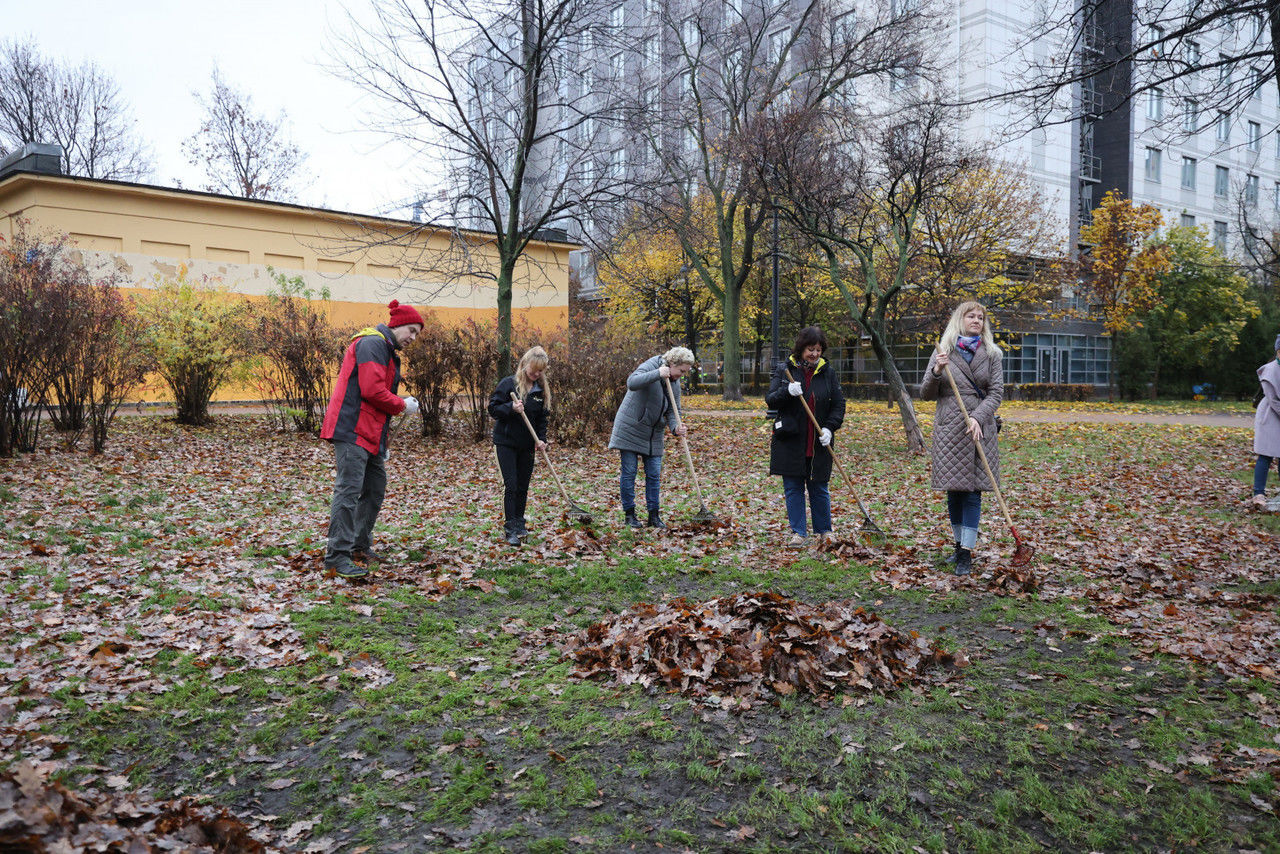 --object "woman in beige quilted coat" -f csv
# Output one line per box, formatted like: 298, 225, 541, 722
919, 302, 1003, 576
